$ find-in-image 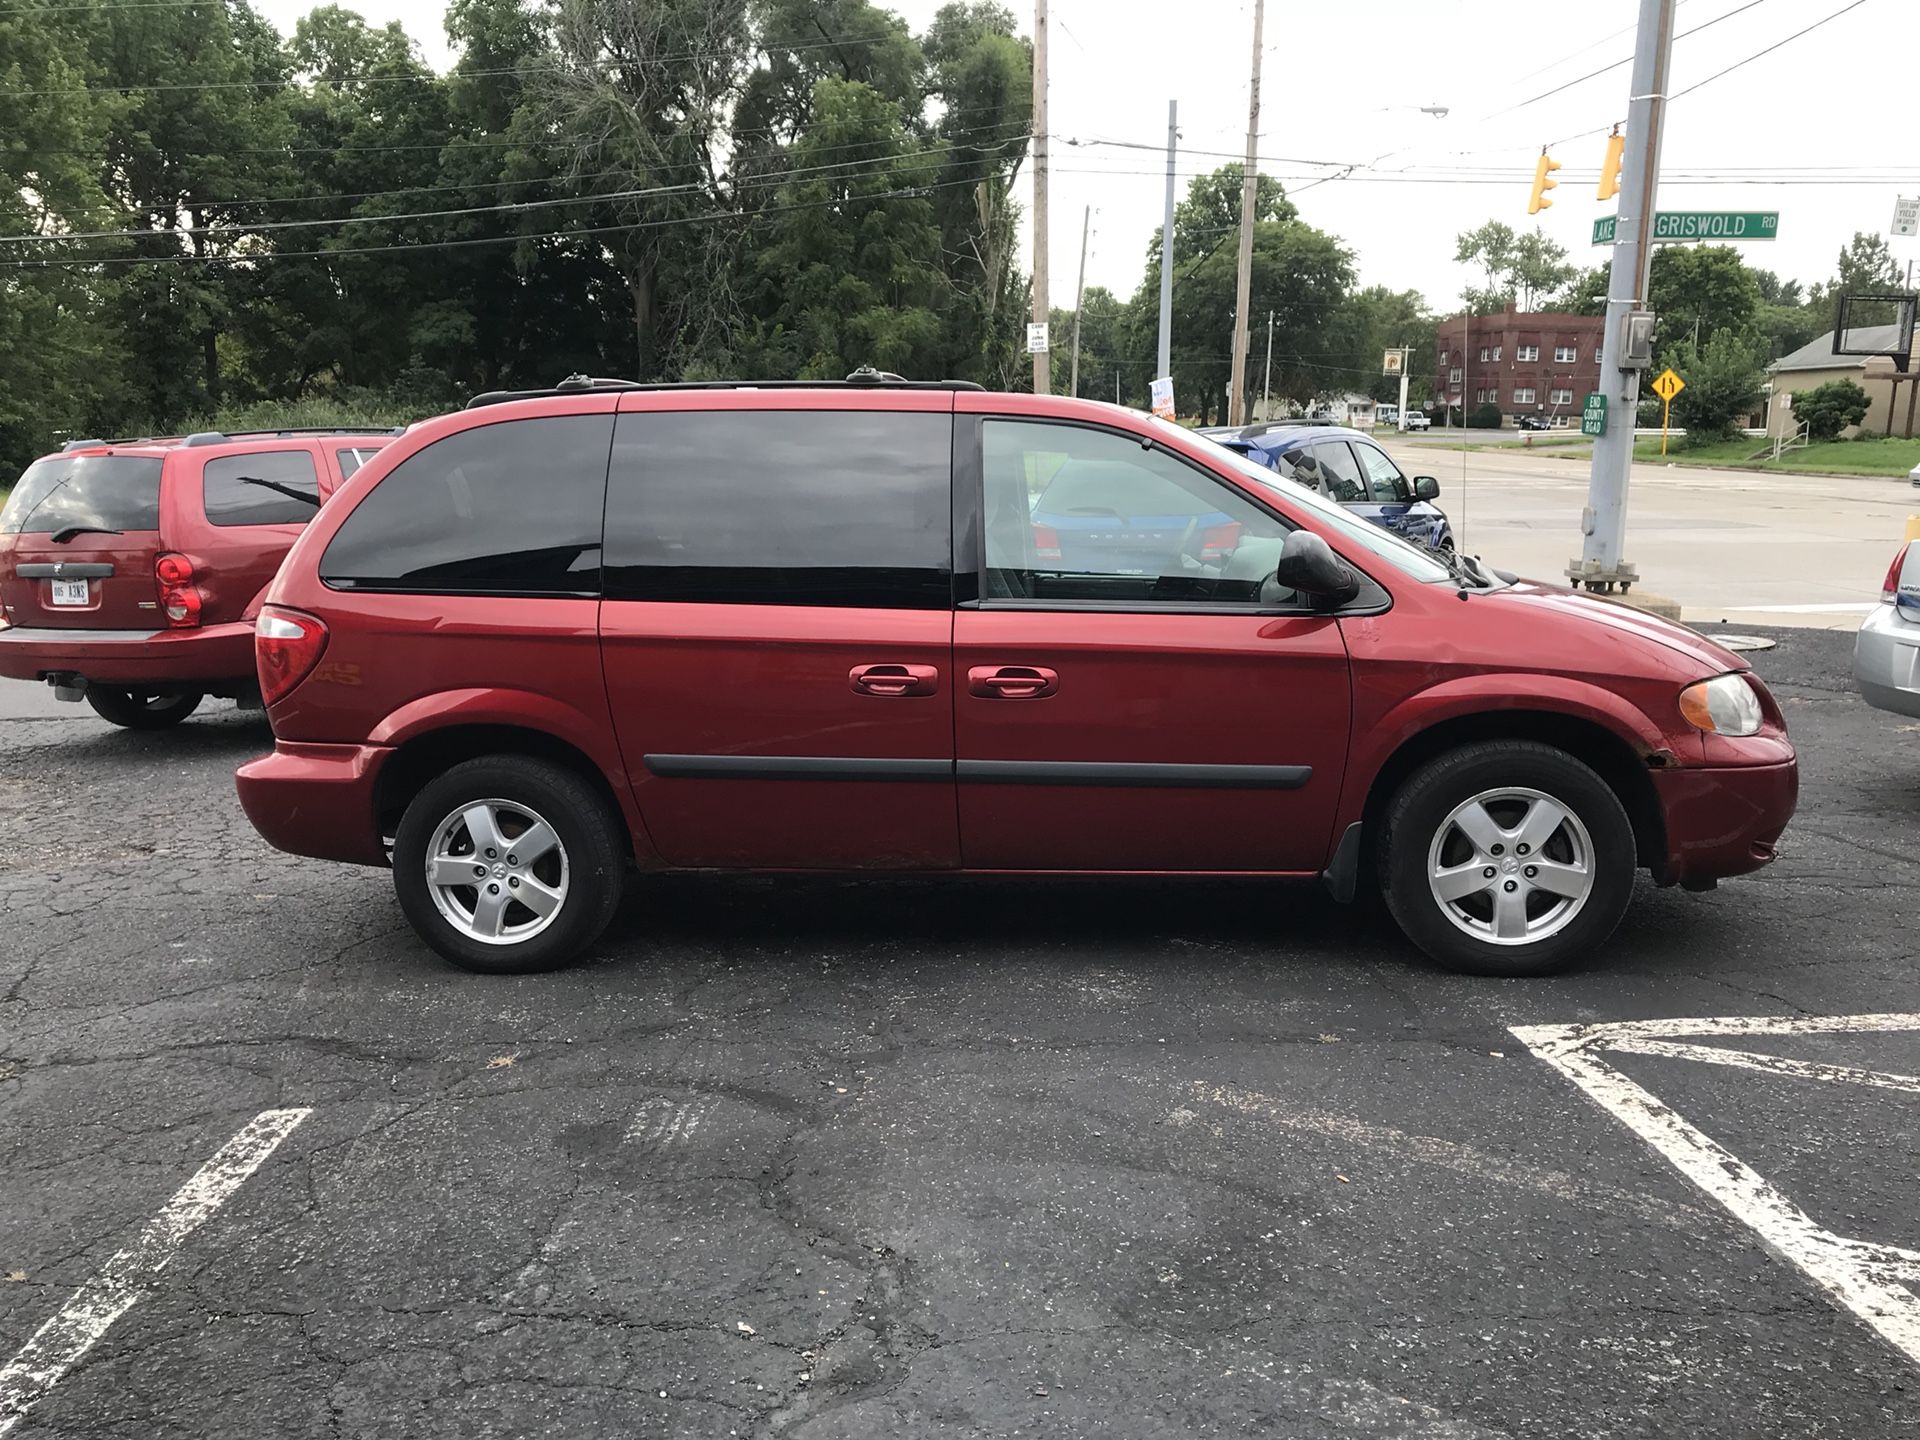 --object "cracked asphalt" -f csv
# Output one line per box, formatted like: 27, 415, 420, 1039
1, 626, 1915, 1438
